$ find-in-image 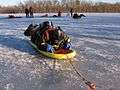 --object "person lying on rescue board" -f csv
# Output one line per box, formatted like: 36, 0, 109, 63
24, 21, 71, 53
